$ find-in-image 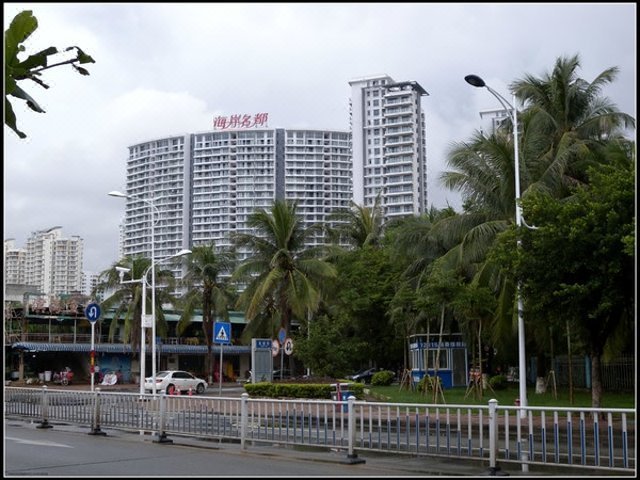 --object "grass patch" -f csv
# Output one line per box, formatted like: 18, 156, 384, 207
369, 384, 635, 409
